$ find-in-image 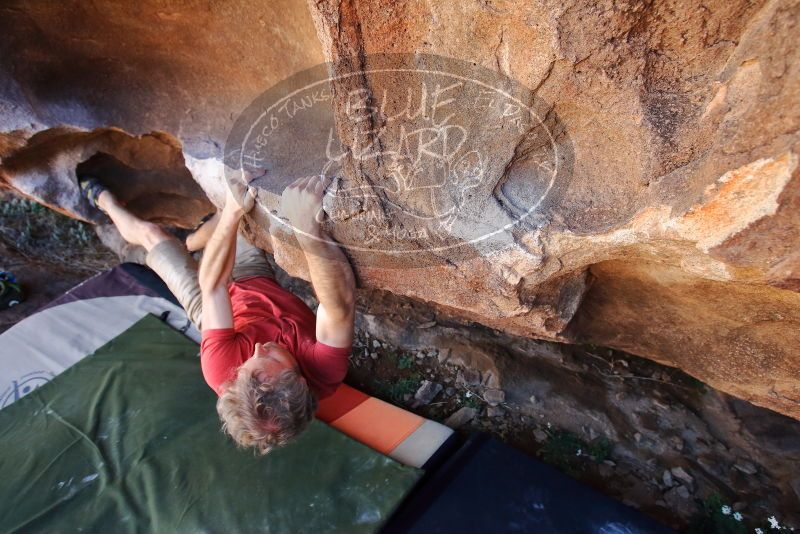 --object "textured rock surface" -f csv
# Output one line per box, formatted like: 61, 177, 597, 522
0, 0, 798, 418
0, 0, 323, 157
299, 0, 800, 421
332, 280, 800, 525
1, 127, 212, 227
